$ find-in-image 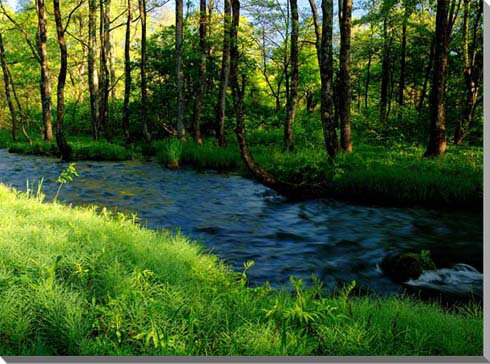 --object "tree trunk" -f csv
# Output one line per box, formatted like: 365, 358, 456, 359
454, 0, 482, 144
88, 0, 99, 140
205, 0, 215, 93
424, 0, 450, 157
176, 0, 186, 139
193, 0, 207, 144
230, 0, 330, 198
139, 0, 151, 142
319, 0, 338, 158
7, 61, 32, 143
53, 0, 72, 161
215, 0, 231, 146
107, 0, 116, 100
0, 33, 18, 142
123, 0, 132, 143
398, 7, 408, 118
364, 52, 371, 111
35, 0, 54, 141
99, 0, 111, 141
284, 0, 298, 151
338, 0, 352, 152
380, 15, 390, 124
417, 38, 435, 114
